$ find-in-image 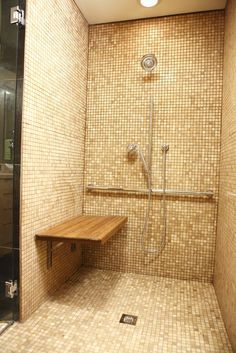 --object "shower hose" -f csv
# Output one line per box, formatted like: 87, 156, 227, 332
141, 145, 168, 254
